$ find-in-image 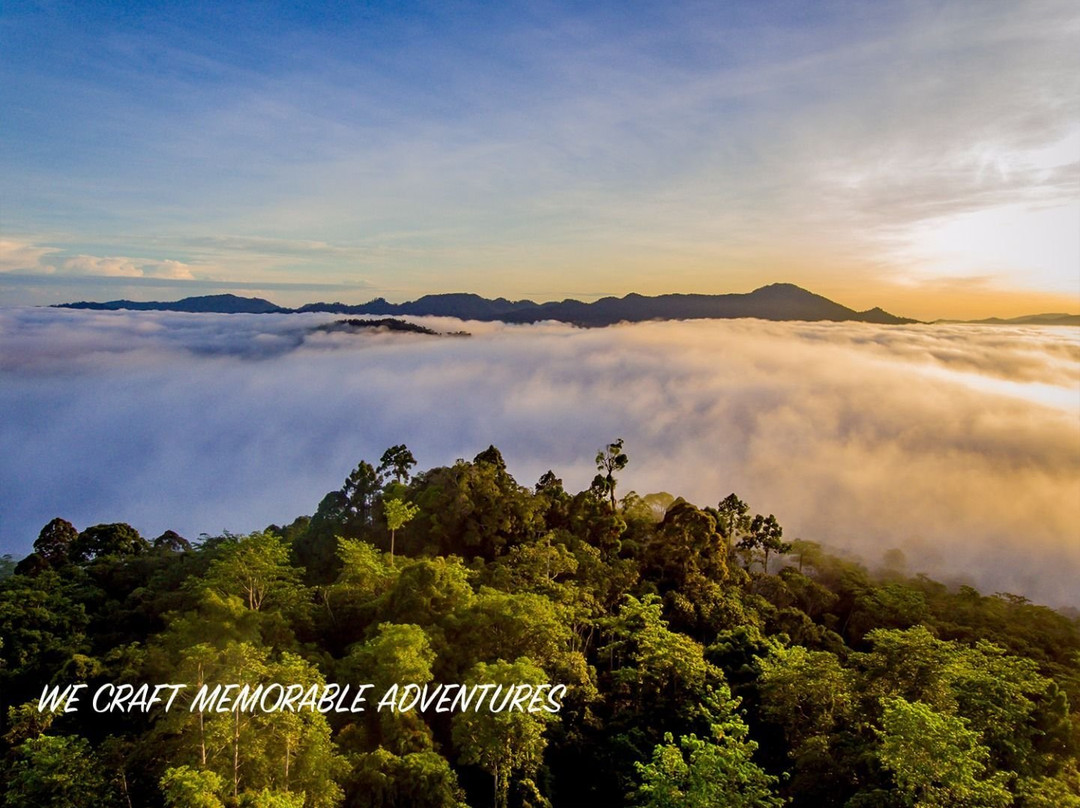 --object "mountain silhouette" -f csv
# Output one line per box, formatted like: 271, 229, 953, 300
57, 284, 917, 325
